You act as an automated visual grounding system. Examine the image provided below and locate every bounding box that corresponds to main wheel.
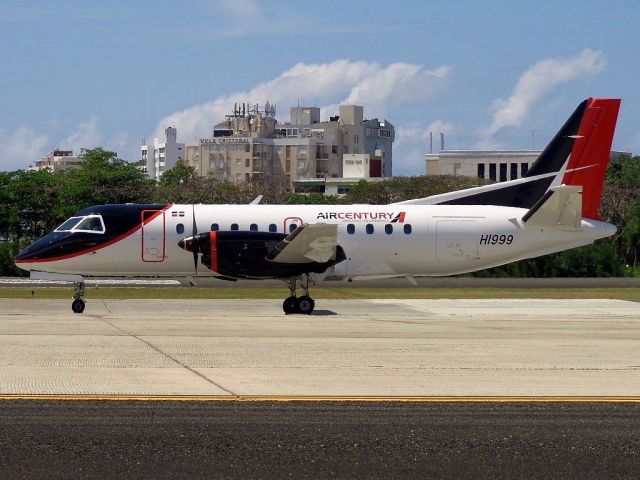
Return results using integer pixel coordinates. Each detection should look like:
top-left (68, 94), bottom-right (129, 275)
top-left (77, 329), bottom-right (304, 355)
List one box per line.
top-left (283, 296), bottom-right (298, 314)
top-left (71, 299), bottom-right (85, 314)
top-left (295, 296), bottom-right (315, 315)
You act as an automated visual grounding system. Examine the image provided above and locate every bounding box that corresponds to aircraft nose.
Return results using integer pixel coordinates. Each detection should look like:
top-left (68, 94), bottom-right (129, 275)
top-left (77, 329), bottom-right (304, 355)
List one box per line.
top-left (14, 250), bottom-right (30, 261)
top-left (13, 232), bottom-right (69, 266)
top-left (14, 242), bottom-right (41, 262)
top-left (13, 240), bottom-right (44, 270)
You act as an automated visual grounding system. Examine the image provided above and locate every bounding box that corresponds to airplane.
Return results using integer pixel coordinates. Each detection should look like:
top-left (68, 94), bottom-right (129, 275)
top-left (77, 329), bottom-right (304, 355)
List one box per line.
top-left (14, 98), bottom-right (621, 315)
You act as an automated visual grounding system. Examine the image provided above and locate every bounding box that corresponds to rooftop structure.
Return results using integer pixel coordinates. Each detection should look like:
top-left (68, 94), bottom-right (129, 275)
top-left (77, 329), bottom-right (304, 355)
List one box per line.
top-left (29, 148), bottom-right (85, 173)
top-left (184, 102), bottom-right (395, 186)
top-left (142, 127), bottom-right (185, 181)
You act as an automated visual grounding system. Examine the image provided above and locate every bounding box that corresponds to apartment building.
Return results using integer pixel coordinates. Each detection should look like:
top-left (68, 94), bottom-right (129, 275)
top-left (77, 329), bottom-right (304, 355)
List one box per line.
top-left (185, 102), bottom-right (394, 185)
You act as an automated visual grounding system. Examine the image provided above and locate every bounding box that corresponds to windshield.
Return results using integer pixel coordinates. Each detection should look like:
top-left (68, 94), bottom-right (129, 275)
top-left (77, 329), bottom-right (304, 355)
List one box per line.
top-left (55, 217), bottom-right (83, 232)
top-left (55, 215), bottom-right (105, 234)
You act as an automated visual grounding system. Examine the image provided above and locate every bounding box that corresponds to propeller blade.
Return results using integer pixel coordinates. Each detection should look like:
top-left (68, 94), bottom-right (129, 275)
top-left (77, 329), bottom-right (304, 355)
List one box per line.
top-left (192, 205), bottom-right (198, 275)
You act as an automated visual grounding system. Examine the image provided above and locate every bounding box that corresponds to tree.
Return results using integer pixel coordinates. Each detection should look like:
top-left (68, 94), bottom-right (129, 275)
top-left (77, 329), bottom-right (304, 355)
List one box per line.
top-left (158, 160), bottom-right (198, 187)
top-left (57, 148), bottom-right (154, 214)
top-left (606, 155), bottom-right (640, 188)
top-left (1, 169), bottom-right (60, 241)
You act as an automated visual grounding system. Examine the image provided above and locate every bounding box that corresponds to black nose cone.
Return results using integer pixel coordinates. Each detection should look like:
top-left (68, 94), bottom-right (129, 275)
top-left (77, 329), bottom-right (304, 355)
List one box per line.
top-left (14, 232), bottom-right (70, 264)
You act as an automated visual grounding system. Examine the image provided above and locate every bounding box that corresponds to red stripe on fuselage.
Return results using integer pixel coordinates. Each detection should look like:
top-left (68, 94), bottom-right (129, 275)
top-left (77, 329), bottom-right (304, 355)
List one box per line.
top-left (15, 204), bottom-right (173, 265)
top-left (209, 231), bottom-right (218, 273)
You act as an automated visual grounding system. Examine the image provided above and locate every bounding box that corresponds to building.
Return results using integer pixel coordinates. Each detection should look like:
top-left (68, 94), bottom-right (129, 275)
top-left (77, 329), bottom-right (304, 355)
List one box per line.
top-left (29, 148), bottom-right (85, 173)
top-left (184, 102), bottom-right (394, 186)
top-left (141, 126), bottom-right (185, 181)
top-left (426, 150), bottom-right (539, 181)
top-left (426, 149), bottom-right (633, 182)
top-left (294, 153), bottom-right (388, 195)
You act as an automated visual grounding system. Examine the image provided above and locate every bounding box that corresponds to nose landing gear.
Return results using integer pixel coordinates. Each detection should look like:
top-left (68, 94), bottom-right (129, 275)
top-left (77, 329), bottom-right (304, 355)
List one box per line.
top-left (71, 281), bottom-right (86, 314)
top-left (282, 275), bottom-right (315, 315)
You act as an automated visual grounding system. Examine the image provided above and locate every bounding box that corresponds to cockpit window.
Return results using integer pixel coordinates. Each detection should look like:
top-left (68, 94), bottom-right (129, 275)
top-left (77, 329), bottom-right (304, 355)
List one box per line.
top-left (55, 217), bottom-right (83, 232)
top-left (55, 215), bottom-right (105, 234)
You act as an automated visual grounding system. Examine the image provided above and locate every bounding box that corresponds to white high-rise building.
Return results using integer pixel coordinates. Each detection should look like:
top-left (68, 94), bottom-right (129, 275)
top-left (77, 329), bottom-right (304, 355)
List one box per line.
top-left (141, 127), bottom-right (185, 181)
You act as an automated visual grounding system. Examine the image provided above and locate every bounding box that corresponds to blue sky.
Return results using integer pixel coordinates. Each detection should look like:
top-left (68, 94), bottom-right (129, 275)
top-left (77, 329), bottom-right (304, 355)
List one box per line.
top-left (1, 0), bottom-right (638, 174)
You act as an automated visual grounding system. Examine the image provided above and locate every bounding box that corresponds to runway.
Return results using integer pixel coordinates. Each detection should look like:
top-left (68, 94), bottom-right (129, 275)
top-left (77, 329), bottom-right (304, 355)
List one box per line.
top-left (1, 298), bottom-right (640, 397)
top-left (3, 297), bottom-right (640, 478)
top-left (2, 400), bottom-right (640, 479)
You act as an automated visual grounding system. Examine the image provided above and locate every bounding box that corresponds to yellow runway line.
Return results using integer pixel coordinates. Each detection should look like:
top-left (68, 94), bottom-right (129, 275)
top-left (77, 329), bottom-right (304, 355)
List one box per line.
top-left (2, 395), bottom-right (640, 403)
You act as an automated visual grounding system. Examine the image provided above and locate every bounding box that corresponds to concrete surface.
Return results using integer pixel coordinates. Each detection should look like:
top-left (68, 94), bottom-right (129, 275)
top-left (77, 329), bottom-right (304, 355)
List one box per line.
top-left (1, 298), bottom-right (640, 396)
top-left (2, 276), bottom-right (640, 288)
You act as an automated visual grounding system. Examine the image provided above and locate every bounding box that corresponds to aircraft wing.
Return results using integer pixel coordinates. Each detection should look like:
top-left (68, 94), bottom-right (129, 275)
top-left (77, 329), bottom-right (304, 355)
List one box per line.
top-left (269, 223), bottom-right (338, 264)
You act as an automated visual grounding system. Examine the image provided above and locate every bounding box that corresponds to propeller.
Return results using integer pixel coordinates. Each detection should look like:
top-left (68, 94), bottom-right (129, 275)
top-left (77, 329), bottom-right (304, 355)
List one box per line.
top-left (191, 205), bottom-right (199, 275)
top-left (177, 206), bottom-right (201, 275)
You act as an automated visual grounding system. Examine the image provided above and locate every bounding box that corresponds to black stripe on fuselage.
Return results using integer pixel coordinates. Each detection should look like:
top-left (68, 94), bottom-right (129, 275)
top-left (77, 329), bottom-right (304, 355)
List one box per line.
top-left (441, 99), bottom-right (588, 209)
top-left (15, 204), bottom-right (169, 261)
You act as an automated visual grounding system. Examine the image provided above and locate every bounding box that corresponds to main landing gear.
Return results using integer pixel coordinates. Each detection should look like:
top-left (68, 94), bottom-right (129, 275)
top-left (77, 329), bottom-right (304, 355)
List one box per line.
top-left (71, 281), bottom-right (86, 314)
top-left (282, 275), bottom-right (315, 315)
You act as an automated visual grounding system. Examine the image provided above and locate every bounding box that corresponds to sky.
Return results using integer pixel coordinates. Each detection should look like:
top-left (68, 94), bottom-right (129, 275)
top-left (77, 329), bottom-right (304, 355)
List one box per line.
top-left (1, 0), bottom-right (639, 174)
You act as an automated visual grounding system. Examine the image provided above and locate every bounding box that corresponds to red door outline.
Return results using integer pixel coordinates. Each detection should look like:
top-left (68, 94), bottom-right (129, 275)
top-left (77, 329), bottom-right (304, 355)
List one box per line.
top-left (284, 217), bottom-right (303, 234)
top-left (141, 210), bottom-right (166, 262)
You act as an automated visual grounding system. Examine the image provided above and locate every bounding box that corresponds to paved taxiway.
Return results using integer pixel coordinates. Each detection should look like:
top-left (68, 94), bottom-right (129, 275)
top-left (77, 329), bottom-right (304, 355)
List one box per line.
top-left (1, 298), bottom-right (640, 397)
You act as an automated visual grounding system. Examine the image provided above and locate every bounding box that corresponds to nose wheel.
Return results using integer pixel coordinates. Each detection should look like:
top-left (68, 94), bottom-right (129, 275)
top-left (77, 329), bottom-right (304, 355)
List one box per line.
top-left (282, 276), bottom-right (315, 315)
top-left (72, 281), bottom-right (86, 314)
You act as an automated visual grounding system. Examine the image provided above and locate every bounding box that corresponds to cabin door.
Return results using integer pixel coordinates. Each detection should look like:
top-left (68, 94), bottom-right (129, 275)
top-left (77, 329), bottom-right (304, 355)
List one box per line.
top-left (435, 220), bottom-right (479, 261)
top-left (141, 210), bottom-right (166, 262)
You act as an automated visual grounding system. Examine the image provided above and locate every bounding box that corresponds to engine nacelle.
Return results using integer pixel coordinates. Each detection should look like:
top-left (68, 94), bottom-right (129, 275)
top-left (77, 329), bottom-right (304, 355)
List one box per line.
top-left (178, 231), bottom-right (345, 279)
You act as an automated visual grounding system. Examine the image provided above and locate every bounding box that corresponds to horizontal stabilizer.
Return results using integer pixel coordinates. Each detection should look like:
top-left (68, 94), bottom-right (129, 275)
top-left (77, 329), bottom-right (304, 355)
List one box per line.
top-left (269, 223), bottom-right (338, 264)
top-left (522, 185), bottom-right (582, 229)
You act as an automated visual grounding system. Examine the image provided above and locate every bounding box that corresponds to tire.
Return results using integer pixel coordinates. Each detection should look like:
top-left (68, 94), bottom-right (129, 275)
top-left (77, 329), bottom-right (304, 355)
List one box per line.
top-left (282, 296), bottom-right (298, 314)
top-left (71, 299), bottom-right (85, 314)
top-left (295, 296), bottom-right (315, 315)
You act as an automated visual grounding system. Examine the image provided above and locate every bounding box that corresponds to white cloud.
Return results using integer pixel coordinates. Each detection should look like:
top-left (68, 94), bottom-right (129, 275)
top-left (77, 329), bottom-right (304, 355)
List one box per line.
top-left (481, 49), bottom-right (606, 139)
top-left (61, 116), bottom-right (102, 152)
top-left (153, 60), bottom-right (452, 142)
top-left (343, 65), bottom-right (451, 117)
top-left (0, 126), bottom-right (49, 170)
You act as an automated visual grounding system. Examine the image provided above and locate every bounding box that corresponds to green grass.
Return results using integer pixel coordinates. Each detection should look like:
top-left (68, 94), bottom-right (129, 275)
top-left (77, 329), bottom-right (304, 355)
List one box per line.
top-left (1, 287), bottom-right (639, 301)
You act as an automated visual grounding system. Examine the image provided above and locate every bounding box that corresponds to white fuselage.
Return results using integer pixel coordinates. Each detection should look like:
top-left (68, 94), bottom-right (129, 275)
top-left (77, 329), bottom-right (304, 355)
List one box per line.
top-left (19, 203), bottom-right (617, 279)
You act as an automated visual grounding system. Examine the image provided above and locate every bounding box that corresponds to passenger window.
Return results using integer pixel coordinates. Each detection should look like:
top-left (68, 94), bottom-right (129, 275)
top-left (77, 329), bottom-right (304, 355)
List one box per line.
top-left (211, 223), bottom-right (219, 231)
top-left (269, 224), bottom-right (277, 232)
top-left (347, 224), bottom-right (355, 234)
top-left (231, 223), bottom-right (239, 231)
top-left (250, 224), bottom-right (258, 231)
top-left (176, 223), bottom-right (184, 235)
top-left (289, 223), bottom-right (298, 233)
top-left (385, 224), bottom-right (393, 234)
top-left (404, 224), bottom-right (412, 234)
top-left (366, 224), bottom-right (374, 234)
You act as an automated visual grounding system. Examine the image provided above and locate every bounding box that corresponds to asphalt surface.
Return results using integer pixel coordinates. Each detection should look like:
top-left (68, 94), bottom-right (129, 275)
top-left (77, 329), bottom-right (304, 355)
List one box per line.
top-left (1, 401), bottom-right (640, 479)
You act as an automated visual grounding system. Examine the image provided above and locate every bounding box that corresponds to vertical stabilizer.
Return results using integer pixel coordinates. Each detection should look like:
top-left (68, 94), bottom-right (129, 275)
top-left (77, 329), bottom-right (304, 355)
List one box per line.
top-left (561, 98), bottom-right (621, 220)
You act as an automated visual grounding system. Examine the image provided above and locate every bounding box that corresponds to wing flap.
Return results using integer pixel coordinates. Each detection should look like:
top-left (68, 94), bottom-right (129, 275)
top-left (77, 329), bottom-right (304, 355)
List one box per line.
top-left (269, 223), bottom-right (338, 264)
